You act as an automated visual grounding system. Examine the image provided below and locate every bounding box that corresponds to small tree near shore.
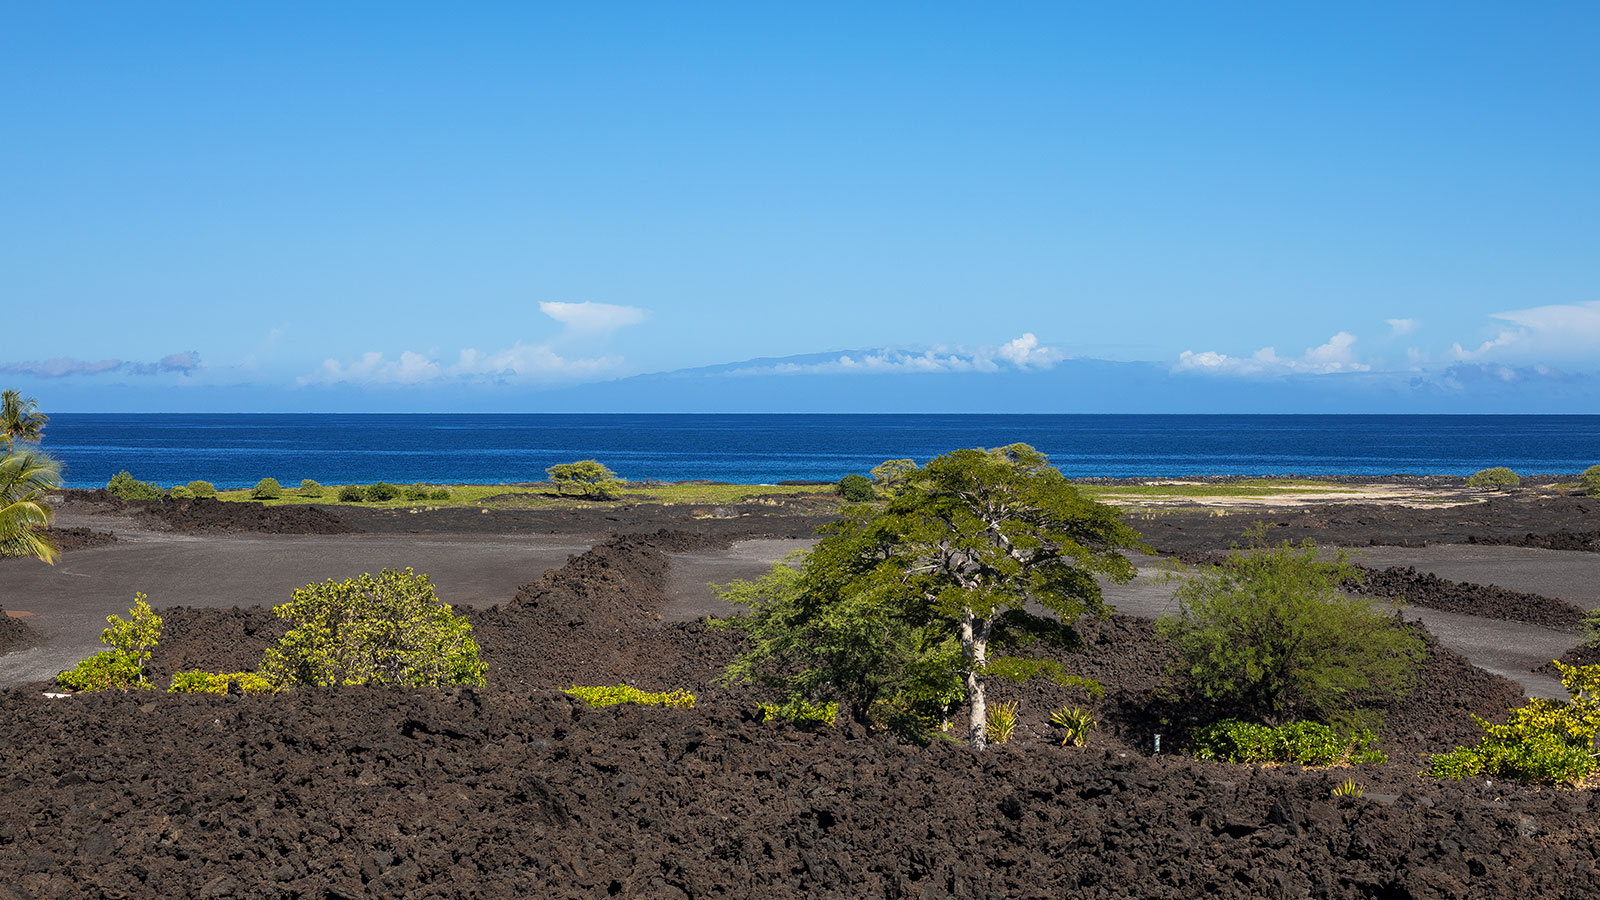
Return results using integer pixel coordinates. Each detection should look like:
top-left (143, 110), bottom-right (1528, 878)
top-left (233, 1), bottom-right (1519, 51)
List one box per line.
top-left (547, 459), bottom-right (621, 500)
top-left (1466, 467), bottom-right (1520, 490)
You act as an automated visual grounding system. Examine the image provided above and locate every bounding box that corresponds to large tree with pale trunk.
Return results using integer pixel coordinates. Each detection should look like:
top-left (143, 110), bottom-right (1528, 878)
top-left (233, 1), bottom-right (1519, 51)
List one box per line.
top-left (721, 444), bottom-right (1142, 748)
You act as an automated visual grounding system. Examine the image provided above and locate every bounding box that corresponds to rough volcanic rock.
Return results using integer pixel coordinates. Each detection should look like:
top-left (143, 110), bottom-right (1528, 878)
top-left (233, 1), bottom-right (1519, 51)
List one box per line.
top-left (1352, 565), bottom-right (1587, 630)
top-left (1, 688), bottom-right (1597, 899)
top-left (146, 606), bottom-right (287, 680)
top-left (1470, 530), bottom-right (1600, 553)
top-left (0, 606), bottom-right (38, 656)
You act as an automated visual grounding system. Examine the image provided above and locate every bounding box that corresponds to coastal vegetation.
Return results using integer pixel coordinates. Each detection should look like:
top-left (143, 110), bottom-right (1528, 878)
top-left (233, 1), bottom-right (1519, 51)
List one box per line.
top-left (1427, 661), bottom-right (1600, 784)
top-left (546, 459), bottom-right (622, 499)
top-left (56, 595), bottom-right (162, 691)
top-left (250, 477), bottom-right (284, 499)
top-left (835, 472), bottom-right (875, 501)
top-left (1466, 466), bottom-right (1521, 490)
top-left (106, 469), bottom-right (161, 500)
top-left (1582, 464), bottom-right (1600, 497)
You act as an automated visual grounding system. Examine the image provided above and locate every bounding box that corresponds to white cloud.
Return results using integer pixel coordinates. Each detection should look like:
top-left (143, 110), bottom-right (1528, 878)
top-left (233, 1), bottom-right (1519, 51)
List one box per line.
top-left (730, 334), bottom-right (1065, 376)
top-left (538, 301), bottom-right (649, 335)
top-left (299, 302), bottom-right (648, 387)
top-left (1452, 301), bottom-right (1600, 363)
top-left (1175, 332), bottom-right (1370, 377)
top-left (1385, 318), bottom-right (1418, 336)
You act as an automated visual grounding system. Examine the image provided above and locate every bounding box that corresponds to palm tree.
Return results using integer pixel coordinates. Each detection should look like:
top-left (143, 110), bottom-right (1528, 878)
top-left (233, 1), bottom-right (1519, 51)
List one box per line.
top-left (0, 449), bottom-right (60, 564)
top-left (1, 390), bottom-right (48, 451)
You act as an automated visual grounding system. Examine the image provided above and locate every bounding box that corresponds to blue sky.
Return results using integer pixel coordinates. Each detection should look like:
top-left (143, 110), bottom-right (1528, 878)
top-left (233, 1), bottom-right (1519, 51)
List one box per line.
top-left (3, 2), bottom-right (1597, 412)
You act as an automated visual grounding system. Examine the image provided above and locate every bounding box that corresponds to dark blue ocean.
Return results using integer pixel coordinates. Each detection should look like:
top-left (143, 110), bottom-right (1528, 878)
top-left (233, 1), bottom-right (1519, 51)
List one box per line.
top-left (34, 414), bottom-right (1600, 490)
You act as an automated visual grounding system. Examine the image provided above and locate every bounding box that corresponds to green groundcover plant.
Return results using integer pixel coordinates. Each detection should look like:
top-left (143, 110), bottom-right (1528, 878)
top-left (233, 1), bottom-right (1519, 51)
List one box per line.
top-left (565, 685), bottom-right (696, 708)
top-left (1192, 719), bottom-right (1387, 766)
top-left (1426, 661), bottom-right (1600, 784)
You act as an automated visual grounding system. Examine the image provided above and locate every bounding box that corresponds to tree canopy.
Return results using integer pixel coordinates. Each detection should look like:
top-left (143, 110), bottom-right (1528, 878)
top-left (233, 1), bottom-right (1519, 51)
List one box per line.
top-left (546, 459), bottom-right (621, 499)
top-left (720, 444), bottom-right (1144, 747)
top-left (0, 390), bottom-right (47, 451)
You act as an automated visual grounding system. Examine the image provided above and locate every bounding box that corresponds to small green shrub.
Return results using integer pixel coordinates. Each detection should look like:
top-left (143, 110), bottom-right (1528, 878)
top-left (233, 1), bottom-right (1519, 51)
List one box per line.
top-left (1581, 464), bottom-right (1600, 498)
top-left (564, 685), bottom-right (696, 708)
top-left (338, 484), bottom-right (366, 502)
top-left (364, 481), bottom-right (400, 502)
top-left (106, 470), bottom-right (161, 500)
top-left (546, 460), bottom-right (621, 500)
top-left (430, 488), bottom-right (452, 500)
top-left (1425, 661), bottom-right (1600, 784)
top-left (837, 473), bottom-right (876, 502)
top-left (405, 483), bottom-right (432, 501)
top-left (251, 477), bottom-right (284, 500)
top-left (1049, 706), bottom-right (1098, 747)
top-left (759, 698), bottom-right (839, 726)
top-left (299, 479), bottom-right (324, 498)
top-left (259, 568), bottom-right (487, 689)
top-left (984, 700), bottom-right (1019, 744)
top-left (168, 671), bottom-right (275, 694)
top-left (1466, 467), bottom-right (1520, 490)
top-left (169, 485), bottom-right (193, 499)
top-left (1192, 719), bottom-right (1386, 766)
top-left (57, 594), bottom-right (163, 691)
top-left (187, 480), bottom-right (217, 498)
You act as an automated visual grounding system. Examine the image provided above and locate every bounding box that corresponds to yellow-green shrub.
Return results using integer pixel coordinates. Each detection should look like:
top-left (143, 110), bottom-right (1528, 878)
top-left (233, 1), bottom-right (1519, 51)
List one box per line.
top-left (1426, 661), bottom-right (1600, 784)
top-left (759, 698), bottom-right (839, 726)
top-left (564, 685), bottom-right (696, 708)
top-left (168, 671), bottom-right (275, 694)
top-left (56, 594), bottom-right (162, 692)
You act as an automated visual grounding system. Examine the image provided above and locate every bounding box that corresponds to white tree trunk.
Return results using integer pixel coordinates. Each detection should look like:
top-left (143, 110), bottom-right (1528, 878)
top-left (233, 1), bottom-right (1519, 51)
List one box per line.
top-left (962, 610), bottom-right (990, 750)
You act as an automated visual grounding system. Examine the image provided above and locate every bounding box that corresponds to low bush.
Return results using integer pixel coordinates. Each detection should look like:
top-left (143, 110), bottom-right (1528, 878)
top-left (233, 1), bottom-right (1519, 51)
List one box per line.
top-left (759, 698), bottom-right (839, 726)
top-left (837, 473), bottom-right (876, 502)
top-left (1191, 719), bottom-right (1387, 766)
top-left (1581, 464), bottom-right (1600, 498)
top-left (1049, 706), bottom-right (1097, 747)
top-left (168, 671), bottom-right (275, 694)
top-left (259, 568), bottom-right (487, 689)
top-left (169, 485), bottom-right (193, 499)
top-left (431, 488), bottom-right (452, 500)
top-left (405, 483), bottom-right (432, 501)
top-left (547, 460), bottom-right (621, 500)
top-left (251, 477), bottom-right (284, 500)
top-left (564, 685), bottom-right (696, 709)
top-left (107, 470), bottom-right (161, 501)
top-left (57, 594), bottom-right (162, 692)
top-left (1425, 661), bottom-right (1600, 784)
top-left (187, 480), bottom-right (217, 498)
top-left (364, 481), bottom-right (400, 502)
top-left (1466, 466), bottom-right (1520, 490)
top-left (299, 479), bottom-right (324, 498)
top-left (337, 484), bottom-right (366, 502)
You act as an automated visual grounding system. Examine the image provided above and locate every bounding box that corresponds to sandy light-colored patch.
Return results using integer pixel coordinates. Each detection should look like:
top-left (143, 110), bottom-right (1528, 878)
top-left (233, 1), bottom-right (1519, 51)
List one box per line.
top-left (1087, 481), bottom-right (1494, 510)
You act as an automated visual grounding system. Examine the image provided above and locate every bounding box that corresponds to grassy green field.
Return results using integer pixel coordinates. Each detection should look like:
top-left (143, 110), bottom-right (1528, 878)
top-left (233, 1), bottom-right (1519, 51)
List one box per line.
top-left (212, 481), bottom-right (838, 510)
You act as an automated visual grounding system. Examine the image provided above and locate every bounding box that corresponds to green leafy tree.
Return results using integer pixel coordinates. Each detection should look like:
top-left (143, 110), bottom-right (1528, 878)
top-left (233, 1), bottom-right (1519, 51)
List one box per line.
top-left (251, 477), bottom-right (284, 499)
top-left (1158, 537), bottom-right (1425, 727)
top-left (870, 458), bottom-right (917, 497)
top-left (836, 472), bottom-right (875, 502)
top-left (721, 444), bottom-right (1141, 748)
top-left (187, 480), bottom-right (217, 498)
top-left (0, 390), bottom-right (47, 451)
top-left (546, 459), bottom-right (621, 500)
top-left (299, 479), bottom-right (324, 497)
top-left (0, 449), bottom-right (61, 563)
top-left (259, 568), bottom-right (487, 688)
